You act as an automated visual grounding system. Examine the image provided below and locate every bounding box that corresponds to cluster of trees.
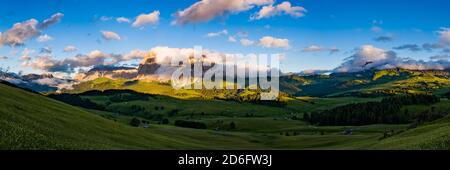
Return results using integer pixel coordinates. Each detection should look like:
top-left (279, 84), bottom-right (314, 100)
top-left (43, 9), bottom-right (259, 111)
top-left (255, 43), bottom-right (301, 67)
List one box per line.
top-left (174, 120), bottom-right (207, 129)
top-left (212, 120), bottom-right (237, 131)
top-left (129, 117), bottom-right (141, 127)
top-left (444, 92), bottom-right (450, 99)
top-left (304, 94), bottom-right (440, 126)
top-left (109, 93), bottom-right (149, 103)
top-left (235, 89), bottom-right (287, 107)
top-left (48, 93), bottom-right (105, 110)
top-left (199, 87), bottom-right (287, 107)
top-left (129, 117), bottom-right (151, 127)
top-left (412, 107), bottom-right (449, 127)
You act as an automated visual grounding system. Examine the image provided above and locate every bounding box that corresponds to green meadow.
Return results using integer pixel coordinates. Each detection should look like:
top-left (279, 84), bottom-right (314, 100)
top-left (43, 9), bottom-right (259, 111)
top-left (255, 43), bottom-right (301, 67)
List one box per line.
top-left (2, 81), bottom-right (450, 150)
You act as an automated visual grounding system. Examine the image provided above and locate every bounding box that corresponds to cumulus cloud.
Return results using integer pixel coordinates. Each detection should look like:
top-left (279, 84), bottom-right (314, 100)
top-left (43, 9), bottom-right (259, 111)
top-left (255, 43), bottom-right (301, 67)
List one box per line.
top-left (20, 48), bottom-right (33, 61)
top-left (251, 1), bottom-right (306, 20)
top-left (389, 59), bottom-right (450, 71)
top-left (143, 46), bottom-right (269, 75)
top-left (228, 31), bottom-right (247, 42)
top-left (206, 29), bottom-right (228, 37)
top-left (240, 38), bottom-right (255, 46)
top-left (0, 13), bottom-right (63, 47)
top-left (335, 45), bottom-right (399, 72)
top-left (393, 44), bottom-right (421, 52)
top-left (335, 45), bottom-right (450, 72)
top-left (122, 49), bottom-right (148, 61)
top-left (101, 31), bottom-right (121, 41)
top-left (24, 49), bottom-right (148, 73)
top-left (303, 45), bottom-right (339, 54)
top-left (63, 45), bottom-right (77, 52)
top-left (257, 36), bottom-right (290, 48)
top-left (172, 0), bottom-right (274, 25)
top-left (25, 50), bottom-right (118, 72)
top-left (438, 27), bottom-right (450, 44)
top-left (116, 17), bottom-right (131, 23)
top-left (38, 13), bottom-right (64, 29)
top-left (0, 19), bottom-right (39, 47)
top-left (228, 36), bottom-right (237, 42)
top-left (132, 11), bottom-right (160, 27)
top-left (37, 34), bottom-right (53, 42)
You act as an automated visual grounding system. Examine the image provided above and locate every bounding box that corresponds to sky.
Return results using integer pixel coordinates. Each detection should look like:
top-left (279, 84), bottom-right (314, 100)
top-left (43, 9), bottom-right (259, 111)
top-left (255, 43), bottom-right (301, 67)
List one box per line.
top-left (1, 0), bottom-right (450, 75)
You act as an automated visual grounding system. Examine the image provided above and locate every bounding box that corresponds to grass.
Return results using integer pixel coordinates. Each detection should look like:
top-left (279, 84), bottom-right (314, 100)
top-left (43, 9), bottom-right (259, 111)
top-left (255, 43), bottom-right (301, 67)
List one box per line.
top-left (66, 78), bottom-right (202, 99)
top-left (0, 82), bottom-right (384, 149)
top-left (2, 80), bottom-right (450, 150)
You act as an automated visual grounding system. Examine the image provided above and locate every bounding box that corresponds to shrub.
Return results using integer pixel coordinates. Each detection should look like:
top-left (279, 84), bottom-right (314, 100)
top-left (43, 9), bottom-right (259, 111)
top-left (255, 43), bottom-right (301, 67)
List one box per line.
top-left (161, 118), bottom-right (169, 124)
top-left (174, 120), bottom-right (207, 129)
top-left (229, 121), bottom-right (236, 130)
top-left (48, 94), bottom-right (105, 111)
top-left (129, 117), bottom-right (141, 127)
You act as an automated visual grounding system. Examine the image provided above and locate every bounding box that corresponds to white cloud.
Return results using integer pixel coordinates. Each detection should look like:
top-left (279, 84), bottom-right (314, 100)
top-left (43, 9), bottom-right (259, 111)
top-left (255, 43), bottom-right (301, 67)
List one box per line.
top-left (122, 49), bottom-right (148, 60)
top-left (0, 13), bottom-right (63, 47)
top-left (438, 27), bottom-right (450, 44)
top-left (37, 34), bottom-right (53, 42)
top-left (116, 17), bottom-right (131, 23)
top-left (20, 48), bottom-right (33, 61)
top-left (334, 45), bottom-right (450, 72)
top-left (24, 49), bottom-right (148, 73)
top-left (303, 45), bottom-right (323, 52)
top-left (25, 50), bottom-right (121, 72)
top-left (172, 0), bottom-right (274, 25)
top-left (303, 45), bottom-right (339, 54)
top-left (335, 45), bottom-right (395, 72)
top-left (101, 31), bottom-right (121, 41)
top-left (206, 29), bottom-right (228, 37)
top-left (251, 1), bottom-right (306, 20)
top-left (240, 38), bottom-right (255, 46)
top-left (63, 45), bottom-right (77, 52)
top-left (38, 13), bottom-right (64, 29)
top-left (0, 19), bottom-right (39, 47)
top-left (371, 26), bottom-right (383, 33)
top-left (228, 36), bottom-right (237, 42)
top-left (257, 36), bottom-right (290, 48)
top-left (99, 16), bottom-right (113, 21)
top-left (132, 11), bottom-right (160, 27)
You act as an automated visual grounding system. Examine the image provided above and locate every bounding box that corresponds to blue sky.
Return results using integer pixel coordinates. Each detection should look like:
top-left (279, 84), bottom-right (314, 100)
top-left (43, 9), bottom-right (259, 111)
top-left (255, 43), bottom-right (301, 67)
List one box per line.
top-left (1, 0), bottom-right (450, 74)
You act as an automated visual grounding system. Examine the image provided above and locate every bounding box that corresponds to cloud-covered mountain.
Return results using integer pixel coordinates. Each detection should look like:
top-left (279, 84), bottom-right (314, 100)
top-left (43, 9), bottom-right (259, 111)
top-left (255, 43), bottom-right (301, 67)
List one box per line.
top-left (0, 71), bottom-right (73, 92)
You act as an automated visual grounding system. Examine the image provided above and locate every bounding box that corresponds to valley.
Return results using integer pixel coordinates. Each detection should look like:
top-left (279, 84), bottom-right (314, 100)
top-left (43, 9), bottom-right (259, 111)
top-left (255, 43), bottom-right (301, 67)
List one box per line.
top-left (2, 67), bottom-right (450, 149)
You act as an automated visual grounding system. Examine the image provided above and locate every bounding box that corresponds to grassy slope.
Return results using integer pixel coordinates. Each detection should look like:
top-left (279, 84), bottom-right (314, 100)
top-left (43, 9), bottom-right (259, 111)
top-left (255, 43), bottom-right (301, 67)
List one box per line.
top-left (0, 83), bottom-right (270, 149)
top-left (66, 78), bottom-right (202, 99)
top-left (0, 82), bottom-right (388, 149)
top-left (371, 100), bottom-right (450, 149)
top-left (2, 82), bottom-right (450, 149)
top-left (283, 70), bottom-right (450, 97)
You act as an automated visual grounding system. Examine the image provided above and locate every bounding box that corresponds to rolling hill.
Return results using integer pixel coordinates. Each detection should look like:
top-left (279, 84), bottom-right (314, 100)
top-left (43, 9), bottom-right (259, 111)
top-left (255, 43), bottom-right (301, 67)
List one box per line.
top-left (1, 80), bottom-right (450, 149)
top-left (0, 81), bottom-right (275, 149)
top-left (281, 69), bottom-right (450, 97)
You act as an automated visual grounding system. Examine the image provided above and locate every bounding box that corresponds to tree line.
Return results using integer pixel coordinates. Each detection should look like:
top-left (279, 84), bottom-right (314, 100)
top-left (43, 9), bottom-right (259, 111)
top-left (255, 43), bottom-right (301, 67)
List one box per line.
top-left (48, 93), bottom-right (105, 111)
top-left (304, 94), bottom-right (440, 126)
